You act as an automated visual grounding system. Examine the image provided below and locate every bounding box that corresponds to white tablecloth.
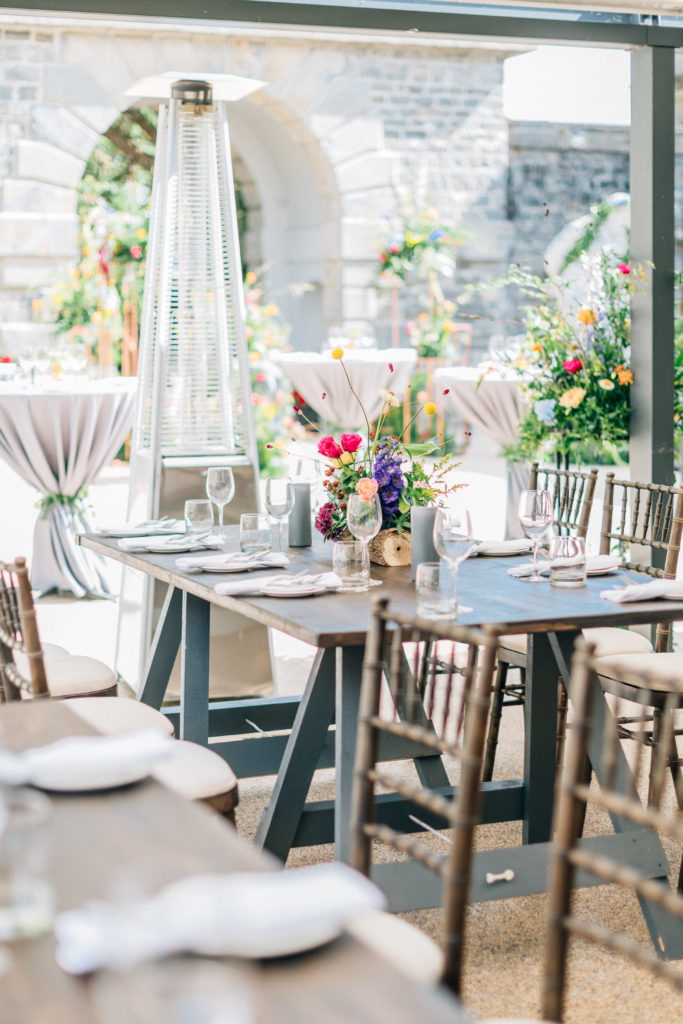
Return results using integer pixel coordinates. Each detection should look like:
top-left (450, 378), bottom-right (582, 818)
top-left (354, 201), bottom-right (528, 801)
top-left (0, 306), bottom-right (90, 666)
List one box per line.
top-left (280, 349), bottom-right (417, 429)
top-left (435, 366), bottom-right (530, 539)
top-left (0, 378), bottom-right (137, 597)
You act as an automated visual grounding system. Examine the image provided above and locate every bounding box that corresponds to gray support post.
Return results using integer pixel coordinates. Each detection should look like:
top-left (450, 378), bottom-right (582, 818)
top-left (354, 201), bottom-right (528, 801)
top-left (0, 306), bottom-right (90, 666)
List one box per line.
top-left (629, 45), bottom-right (675, 505)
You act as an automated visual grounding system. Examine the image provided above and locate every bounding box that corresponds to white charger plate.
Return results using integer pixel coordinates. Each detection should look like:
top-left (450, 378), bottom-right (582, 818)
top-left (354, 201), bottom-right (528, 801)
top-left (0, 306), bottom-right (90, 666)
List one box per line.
top-left (95, 523), bottom-right (181, 538)
top-left (121, 535), bottom-right (216, 554)
top-left (29, 762), bottom-right (151, 793)
top-left (261, 582), bottom-right (332, 597)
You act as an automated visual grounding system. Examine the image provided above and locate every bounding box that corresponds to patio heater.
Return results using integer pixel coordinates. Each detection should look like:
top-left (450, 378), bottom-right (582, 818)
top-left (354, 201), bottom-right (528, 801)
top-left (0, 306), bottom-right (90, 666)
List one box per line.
top-left (116, 72), bottom-right (273, 699)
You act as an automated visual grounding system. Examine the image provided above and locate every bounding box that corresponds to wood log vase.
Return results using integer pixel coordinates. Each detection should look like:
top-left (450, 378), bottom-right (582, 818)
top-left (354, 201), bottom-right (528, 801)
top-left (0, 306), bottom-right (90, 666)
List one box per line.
top-left (368, 529), bottom-right (411, 566)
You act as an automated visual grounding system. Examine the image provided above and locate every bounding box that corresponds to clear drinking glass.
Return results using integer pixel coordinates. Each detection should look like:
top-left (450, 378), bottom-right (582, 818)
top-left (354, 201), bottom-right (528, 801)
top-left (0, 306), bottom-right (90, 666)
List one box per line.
top-left (0, 787), bottom-right (54, 941)
top-left (184, 499), bottom-right (214, 540)
top-left (518, 489), bottom-right (553, 583)
top-left (433, 508), bottom-right (476, 617)
top-left (205, 467), bottom-right (235, 537)
top-left (415, 561), bottom-right (455, 619)
top-left (346, 492), bottom-right (383, 588)
top-left (549, 535), bottom-right (587, 588)
top-left (333, 540), bottom-right (370, 592)
top-left (265, 477), bottom-right (294, 553)
top-left (239, 514), bottom-right (271, 555)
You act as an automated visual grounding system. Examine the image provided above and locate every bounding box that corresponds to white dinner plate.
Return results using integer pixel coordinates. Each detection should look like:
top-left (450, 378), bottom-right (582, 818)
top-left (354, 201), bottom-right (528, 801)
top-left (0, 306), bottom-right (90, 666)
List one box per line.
top-left (586, 566), bottom-right (620, 576)
top-left (260, 582), bottom-right (332, 597)
top-left (29, 762), bottom-right (152, 793)
top-left (121, 535), bottom-right (215, 554)
top-left (94, 523), bottom-right (181, 538)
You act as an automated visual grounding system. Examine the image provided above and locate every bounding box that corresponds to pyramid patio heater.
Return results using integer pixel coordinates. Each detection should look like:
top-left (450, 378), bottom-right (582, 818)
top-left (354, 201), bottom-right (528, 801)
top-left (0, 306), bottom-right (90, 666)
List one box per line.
top-left (116, 72), bottom-right (273, 699)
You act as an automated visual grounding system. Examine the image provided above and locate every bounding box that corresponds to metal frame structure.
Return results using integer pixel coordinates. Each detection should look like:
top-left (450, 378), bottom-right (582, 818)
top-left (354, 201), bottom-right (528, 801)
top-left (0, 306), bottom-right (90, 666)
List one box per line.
top-left (1, 0), bottom-right (679, 487)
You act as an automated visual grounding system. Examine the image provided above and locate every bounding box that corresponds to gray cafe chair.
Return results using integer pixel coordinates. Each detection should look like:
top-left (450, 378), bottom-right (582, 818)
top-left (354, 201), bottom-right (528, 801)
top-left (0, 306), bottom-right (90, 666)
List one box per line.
top-left (0, 555), bottom-right (239, 819)
top-left (350, 597), bottom-right (499, 996)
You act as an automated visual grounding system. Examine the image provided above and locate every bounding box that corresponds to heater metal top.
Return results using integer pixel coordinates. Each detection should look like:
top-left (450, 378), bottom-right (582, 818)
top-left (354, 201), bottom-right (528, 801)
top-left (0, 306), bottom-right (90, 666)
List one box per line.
top-left (126, 71), bottom-right (265, 103)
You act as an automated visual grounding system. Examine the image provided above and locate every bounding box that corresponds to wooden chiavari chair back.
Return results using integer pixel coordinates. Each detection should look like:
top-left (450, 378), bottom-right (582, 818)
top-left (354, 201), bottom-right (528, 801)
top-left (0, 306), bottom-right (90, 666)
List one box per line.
top-left (0, 556), bottom-right (48, 701)
top-left (529, 462), bottom-right (598, 539)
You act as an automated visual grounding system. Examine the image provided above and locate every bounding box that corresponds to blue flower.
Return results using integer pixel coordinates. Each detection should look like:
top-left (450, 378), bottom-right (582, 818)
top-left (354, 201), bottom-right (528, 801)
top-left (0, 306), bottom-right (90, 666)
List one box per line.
top-left (534, 398), bottom-right (557, 425)
top-left (427, 228), bottom-right (446, 242)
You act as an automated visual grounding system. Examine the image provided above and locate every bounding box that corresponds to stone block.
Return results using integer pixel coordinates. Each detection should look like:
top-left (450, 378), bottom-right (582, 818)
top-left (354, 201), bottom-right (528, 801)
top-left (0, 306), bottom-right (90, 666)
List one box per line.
top-left (307, 78), bottom-right (370, 121)
top-left (1, 179), bottom-right (77, 215)
top-left (43, 64), bottom-right (111, 107)
top-left (14, 140), bottom-right (84, 187)
top-left (68, 104), bottom-right (119, 134)
top-left (336, 152), bottom-right (396, 194)
top-left (31, 105), bottom-right (98, 160)
top-left (58, 34), bottom-right (136, 108)
top-left (323, 118), bottom-right (383, 165)
top-left (0, 212), bottom-right (78, 258)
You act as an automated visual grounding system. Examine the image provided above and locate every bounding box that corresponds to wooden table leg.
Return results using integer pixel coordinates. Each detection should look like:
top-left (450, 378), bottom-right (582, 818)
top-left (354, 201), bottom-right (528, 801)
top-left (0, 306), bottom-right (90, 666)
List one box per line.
top-left (254, 648), bottom-right (336, 862)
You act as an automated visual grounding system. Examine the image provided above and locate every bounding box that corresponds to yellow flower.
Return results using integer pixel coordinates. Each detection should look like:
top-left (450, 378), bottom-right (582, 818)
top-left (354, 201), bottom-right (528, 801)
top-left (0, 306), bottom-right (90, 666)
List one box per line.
top-left (424, 402), bottom-right (437, 416)
top-left (82, 246), bottom-right (91, 257)
top-left (263, 303), bottom-right (279, 317)
top-left (248, 351), bottom-right (261, 364)
top-left (245, 271), bottom-right (257, 285)
top-left (339, 451), bottom-right (354, 465)
top-left (443, 300), bottom-right (456, 312)
top-left (443, 319), bottom-right (456, 334)
top-left (598, 379), bottom-right (615, 390)
top-left (136, 227), bottom-right (147, 240)
top-left (615, 365), bottom-right (633, 385)
top-left (577, 308), bottom-right (596, 325)
top-left (91, 310), bottom-right (103, 325)
top-left (70, 268), bottom-right (80, 281)
top-left (331, 347), bottom-right (344, 360)
top-left (531, 342), bottom-right (543, 353)
top-left (559, 387), bottom-right (586, 410)
top-left (31, 298), bottom-right (42, 313)
top-left (263, 402), bottom-right (277, 420)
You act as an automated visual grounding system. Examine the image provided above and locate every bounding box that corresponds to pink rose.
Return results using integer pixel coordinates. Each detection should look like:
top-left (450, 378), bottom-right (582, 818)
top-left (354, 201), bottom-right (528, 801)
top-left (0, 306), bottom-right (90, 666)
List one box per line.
top-left (130, 245), bottom-right (143, 259)
top-left (618, 261), bottom-right (631, 275)
top-left (317, 435), bottom-right (343, 459)
top-left (562, 358), bottom-right (583, 374)
top-left (356, 477), bottom-right (379, 501)
top-left (340, 433), bottom-right (362, 453)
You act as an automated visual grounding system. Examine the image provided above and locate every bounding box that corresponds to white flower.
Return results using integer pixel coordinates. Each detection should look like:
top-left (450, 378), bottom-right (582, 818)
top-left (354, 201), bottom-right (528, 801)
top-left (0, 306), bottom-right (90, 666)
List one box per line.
top-left (378, 388), bottom-right (400, 409)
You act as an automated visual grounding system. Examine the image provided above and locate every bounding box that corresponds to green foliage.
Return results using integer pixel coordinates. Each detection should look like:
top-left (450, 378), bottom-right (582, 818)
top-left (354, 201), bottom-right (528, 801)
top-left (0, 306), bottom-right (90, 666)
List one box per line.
top-left (376, 199), bottom-right (465, 286)
top-left (560, 200), bottom-right (614, 273)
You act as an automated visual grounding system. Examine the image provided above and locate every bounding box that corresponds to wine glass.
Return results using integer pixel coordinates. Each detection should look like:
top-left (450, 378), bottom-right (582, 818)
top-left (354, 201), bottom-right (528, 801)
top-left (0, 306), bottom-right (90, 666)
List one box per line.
top-left (432, 508), bottom-right (476, 617)
top-left (346, 492), bottom-right (383, 587)
top-left (205, 467), bottom-right (235, 538)
top-left (265, 477), bottom-right (294, 553)
top-left (517, 489), bottom-right (553, 583)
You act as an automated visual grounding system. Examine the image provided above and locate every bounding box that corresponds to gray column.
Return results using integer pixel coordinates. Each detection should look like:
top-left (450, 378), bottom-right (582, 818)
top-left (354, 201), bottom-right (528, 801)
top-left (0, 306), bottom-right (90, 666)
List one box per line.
top-left (629, 45), bottom-right (675, 492)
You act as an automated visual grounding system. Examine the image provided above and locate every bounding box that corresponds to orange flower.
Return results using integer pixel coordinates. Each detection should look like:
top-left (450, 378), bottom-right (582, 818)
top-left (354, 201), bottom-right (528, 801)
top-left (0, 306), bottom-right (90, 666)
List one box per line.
top-left (417, 312), bottom-right (429, 323)
top-left (356, 477), bottom-right (379, 501)
top-left (615, 365), bottom-right (633, 385)
top-left (577, 308), bottom-right (596, 325)
top-left (531, 342), bottom-right (543, 353)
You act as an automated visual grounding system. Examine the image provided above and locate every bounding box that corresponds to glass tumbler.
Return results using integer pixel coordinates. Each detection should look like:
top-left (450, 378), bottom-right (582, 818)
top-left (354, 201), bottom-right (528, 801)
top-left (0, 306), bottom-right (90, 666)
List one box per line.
top-left (239, 514), bottom-right (271, 555)
top-left (333, 540), bottom-right (370, 592)
top-left (0, 787), bottom-right (54, 941)
top-left (415, 562), bottom-right (456, 619)
top-left (549, 535), bottom-right (587, 588)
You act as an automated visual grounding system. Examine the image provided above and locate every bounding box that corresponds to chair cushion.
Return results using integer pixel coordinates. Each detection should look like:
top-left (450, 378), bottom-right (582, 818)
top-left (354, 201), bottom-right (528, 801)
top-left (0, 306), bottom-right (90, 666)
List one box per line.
top-left (152, 740), bottom-right (238, 802)
top-left (345, 909), bottom-right (443, 985)
top-left (43, 654), bottom-right (117, 698)
top-left (594, 651), bottom-right (683, 694)
top-left (42, 642), bottom-right (70, 658)
top-left (500, 627), bottom-right (653, 659)
top-left (63, 696), bottom-right (174, 736)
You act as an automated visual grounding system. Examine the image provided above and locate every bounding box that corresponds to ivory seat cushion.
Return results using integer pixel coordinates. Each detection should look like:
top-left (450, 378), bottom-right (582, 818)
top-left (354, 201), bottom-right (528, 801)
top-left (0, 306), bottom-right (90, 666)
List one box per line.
top-left (500, 627), bottom-right (653, 658)
top-left (42, 643), bottom-right (70, 658)
top-left (43, 654), bottom-right (117, 698)
top-left (345, 909), bottom-right (443, 985)
top-left (152, 740), bottom-right (238, 804)
top-left (64, 696), bottom-right (174, 736)
top-left (594, 651), bottom-right (683, 693)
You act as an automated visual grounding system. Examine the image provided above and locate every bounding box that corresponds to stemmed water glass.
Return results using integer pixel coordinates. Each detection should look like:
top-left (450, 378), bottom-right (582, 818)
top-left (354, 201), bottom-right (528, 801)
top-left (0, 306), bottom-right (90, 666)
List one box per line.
top-left (205, 467), bottom-right (235, 538)
top-left (432, 508), bottom-right (477, 617)
top-left (346, 492), bottom-right (383, 587)
top-left (517, 489), bottom-right (553, 582)
top-left (265, 477), bottom-right (294, 553)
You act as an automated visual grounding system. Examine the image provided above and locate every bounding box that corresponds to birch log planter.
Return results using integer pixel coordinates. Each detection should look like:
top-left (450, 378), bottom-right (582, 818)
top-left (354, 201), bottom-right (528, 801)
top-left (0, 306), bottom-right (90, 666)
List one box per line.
top-left (368, 528), bottom-right (412, 566)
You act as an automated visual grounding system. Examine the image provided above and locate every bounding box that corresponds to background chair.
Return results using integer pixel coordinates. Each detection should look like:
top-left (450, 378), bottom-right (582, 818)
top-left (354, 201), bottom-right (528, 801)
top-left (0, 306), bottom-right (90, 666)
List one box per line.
top-left (0, 555), bottom-right (238, 819)
top-left (350, 596), bottom-right (499, 996)
top-left (483, 469), bottom-right (667, 783)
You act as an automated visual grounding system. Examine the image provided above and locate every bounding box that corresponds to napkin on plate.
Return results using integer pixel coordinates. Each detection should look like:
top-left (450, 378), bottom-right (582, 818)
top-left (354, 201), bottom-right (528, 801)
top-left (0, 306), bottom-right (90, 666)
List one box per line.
top-left (0, 730), bottom-right (172, 789)
top-left (473, 538), bottom-right (532, 557)
top-left (600, 578), bottom-right (683, 603)
top-left (117, 536), bottom-right (223, 553)
top-left (507, 559), bottom-right (551, 578)
top-left (508, 555), bottom-right (618, 579)
top-left (175, 551), bottom-right (290, 573)
top-left (213, 571), bottom-right (343, 597)
top-left (54, 862), bottom-right (387, 974)
top-left (94, 520), bottom-right (182, 538)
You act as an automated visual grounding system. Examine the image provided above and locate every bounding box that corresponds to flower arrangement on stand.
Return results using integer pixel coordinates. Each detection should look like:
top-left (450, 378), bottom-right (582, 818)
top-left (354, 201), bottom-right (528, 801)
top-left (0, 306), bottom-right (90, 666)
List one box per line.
top-left (460, 251), bottom-right (639, 464)
top-left (301, 348), bottom-right (460, 563)
top-left (376, 201), bottom-right (464, 286)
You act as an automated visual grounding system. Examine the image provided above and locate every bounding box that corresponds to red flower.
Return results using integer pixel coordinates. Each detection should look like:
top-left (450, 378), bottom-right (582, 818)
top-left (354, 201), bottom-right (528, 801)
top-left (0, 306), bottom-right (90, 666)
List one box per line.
top-left (562, 358), bottom-right (583, 374)
top-left (618, 261), bottom-right (631, 275)
top-left (0, 355), bottom-right (10, 364)
top-left (321, 392), bottom-right (327, 400)
top-left (340, 433), bottom-right (362, 453)
top-left (317, 435), bottom-right (343, 459)
top-left (293, 405), bottom-right (302, 414)
top-left (388, 363), bottom-right (394, 373)
top-left (293, 390), bottom-right (306, 406)
top-left (389, 244), bottom-right (400, 254)
top-left (443, 388), bottom-right (450, 395)
top-left (130, 245), bottom-right (143, 259)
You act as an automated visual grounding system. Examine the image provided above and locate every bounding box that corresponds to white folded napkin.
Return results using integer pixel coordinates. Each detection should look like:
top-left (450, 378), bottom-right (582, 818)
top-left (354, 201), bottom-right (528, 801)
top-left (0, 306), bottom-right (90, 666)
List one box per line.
top-left (508, 559), bottom-right (551, 578)
top-left (0, 731), bottom-right (172, 790)
top-left (600, 578), bottom-right (683, 603)
top-left (585, 555), bottom-right (621, 574)
top-left (175, 551), bottom-right (290, 573)
top-left (118, 536), bottom-right (223, 553)
top-left (473, 538), bottom-right (532, 556)
top-left (54, 862), bottom-right (387, 974)
top-left (214, 571), bottom-right (343, 597)
top-left (94, 520), bottom-right (182, 538)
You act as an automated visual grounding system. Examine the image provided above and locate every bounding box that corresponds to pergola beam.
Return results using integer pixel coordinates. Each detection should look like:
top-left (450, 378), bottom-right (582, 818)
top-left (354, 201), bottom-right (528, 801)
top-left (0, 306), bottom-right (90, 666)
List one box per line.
top-left (630, 44), bottom-right (675, 492)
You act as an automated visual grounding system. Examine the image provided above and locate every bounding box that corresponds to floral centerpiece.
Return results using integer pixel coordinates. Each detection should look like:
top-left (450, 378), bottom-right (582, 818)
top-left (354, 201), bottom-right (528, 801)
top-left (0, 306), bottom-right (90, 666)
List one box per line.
top-left (376, 200), bottom-right (465, 287)
top-left (303, 348), bottom-right (460, 563)
top-left (461, 251), bottom-right (638, 463)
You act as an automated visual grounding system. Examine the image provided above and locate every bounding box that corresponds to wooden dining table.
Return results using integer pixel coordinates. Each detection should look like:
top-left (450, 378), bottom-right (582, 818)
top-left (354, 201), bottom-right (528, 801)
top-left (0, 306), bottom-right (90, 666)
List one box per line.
top-left (1, 699), bottom-right (469, 1024)
top-left (78, 529), bottom-right (683, 958)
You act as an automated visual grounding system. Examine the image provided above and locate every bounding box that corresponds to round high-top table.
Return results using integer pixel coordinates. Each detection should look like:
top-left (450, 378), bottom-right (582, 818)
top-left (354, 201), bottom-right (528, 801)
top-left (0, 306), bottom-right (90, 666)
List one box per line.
top-left (280, 348), bottom-right (417, 429)
top-left (0, 377), bottom-right (137, 597)
top-left (435, 365), bottom-right (530, 538)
